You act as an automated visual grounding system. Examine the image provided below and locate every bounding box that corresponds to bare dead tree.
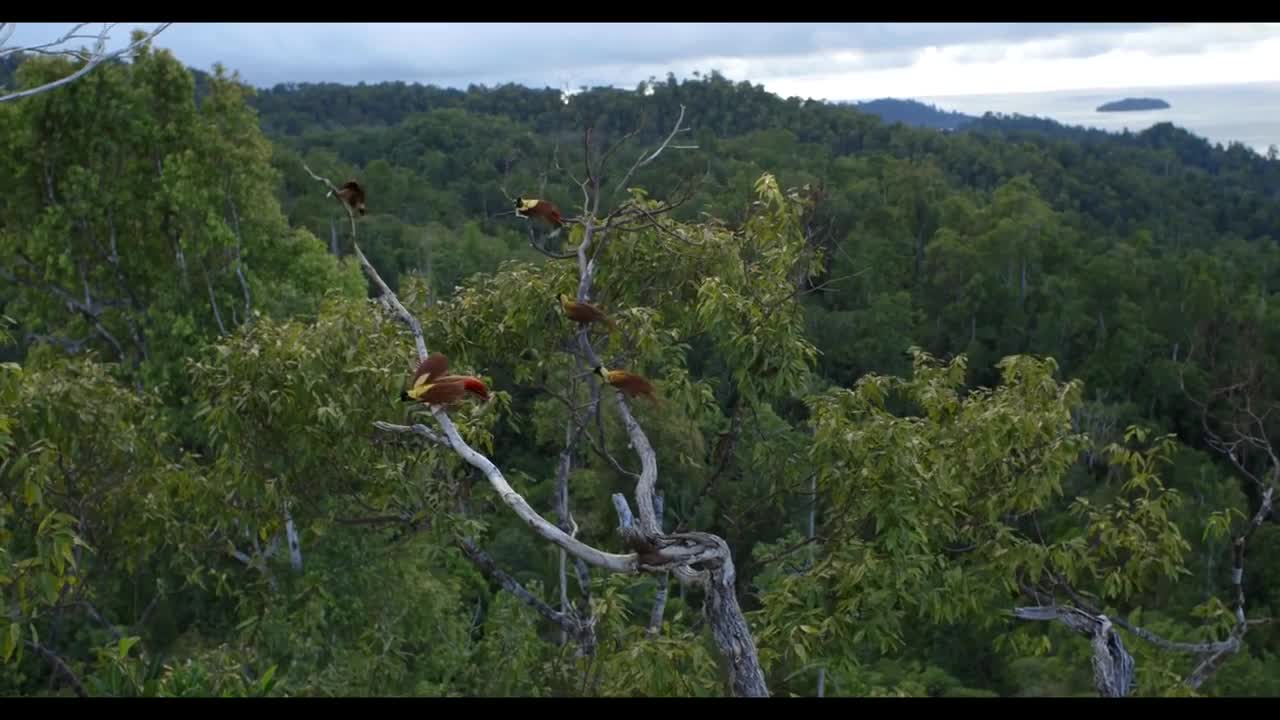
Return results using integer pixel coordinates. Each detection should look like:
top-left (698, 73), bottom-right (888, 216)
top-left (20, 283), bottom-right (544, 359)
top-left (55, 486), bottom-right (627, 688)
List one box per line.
top-left (304, 106), bottom-right (769, 695)
top-left (0, 23), bottom-right (173, 103)
top-left (533, 111), bottom-right (766, 696)
top-left (1014, 316), bottom-right (1277, 696)
top-left (1012, 606), bottom-right (1136, 697)
top-left (646, 492), bottom-right (669, 638)
top-left (302, 160), bottom-right (603, 657)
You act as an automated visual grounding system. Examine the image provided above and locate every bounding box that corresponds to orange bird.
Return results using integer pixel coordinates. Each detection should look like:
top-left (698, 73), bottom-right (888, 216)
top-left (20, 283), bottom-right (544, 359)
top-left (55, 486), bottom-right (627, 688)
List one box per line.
top-left (401, 352), bottom-right (490, 405)
top-left (559, 293), bottom-right (615, 328)
top-left (514, 197), bottom-right (563, 228)
top-left (594, 365), bottom-right (657, 402)
top-left (329, 180), bottom-right (367, 216)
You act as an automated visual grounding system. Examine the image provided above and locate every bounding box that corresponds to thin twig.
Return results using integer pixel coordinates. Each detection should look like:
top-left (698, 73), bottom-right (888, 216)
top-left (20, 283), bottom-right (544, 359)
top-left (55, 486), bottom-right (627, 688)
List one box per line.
top-left (0, 23), bottom-right (173, 103)
top-left (614, 104), bottom-right (695, 195)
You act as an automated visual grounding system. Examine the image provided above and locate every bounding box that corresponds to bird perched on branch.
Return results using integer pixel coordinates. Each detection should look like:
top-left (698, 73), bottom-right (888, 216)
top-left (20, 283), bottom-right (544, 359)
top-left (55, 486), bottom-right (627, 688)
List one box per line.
top-left (401, 352), bottom-right (490, 405)
top-left (514, 196), bottom-right (563, 229)
top-left (328, 180), bottom-right (367, 216)
top-left (594, 365), bottom-right (657, 402)
top-left (559, 293), bottom-right (615, 329)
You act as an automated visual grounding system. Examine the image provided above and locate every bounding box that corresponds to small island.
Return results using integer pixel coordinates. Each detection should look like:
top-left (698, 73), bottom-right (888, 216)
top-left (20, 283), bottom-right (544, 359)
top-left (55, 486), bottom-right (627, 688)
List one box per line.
top-left (1096, 97), bottom-right (1171, 113)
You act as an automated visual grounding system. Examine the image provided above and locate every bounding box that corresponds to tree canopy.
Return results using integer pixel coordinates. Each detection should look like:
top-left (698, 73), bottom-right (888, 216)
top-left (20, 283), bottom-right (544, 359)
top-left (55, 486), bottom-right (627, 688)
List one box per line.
top-left (1, 42), bottom-right (1277, 698)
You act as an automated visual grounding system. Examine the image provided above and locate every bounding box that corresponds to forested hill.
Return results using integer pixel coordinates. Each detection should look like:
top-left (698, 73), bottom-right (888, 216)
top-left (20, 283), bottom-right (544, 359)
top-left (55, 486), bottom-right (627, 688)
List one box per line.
top-left (845, 97), bottom-right (977, 130)
top-left (3, 49), bottom-right (1280, 699)
top-left (250, 70), bottom-right (1280, 381)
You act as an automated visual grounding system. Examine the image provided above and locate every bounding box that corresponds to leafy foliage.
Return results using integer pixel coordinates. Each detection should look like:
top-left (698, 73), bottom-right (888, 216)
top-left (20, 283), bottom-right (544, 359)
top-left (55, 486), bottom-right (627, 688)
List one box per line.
top-left (0, 46), bottom-right (1275, 697)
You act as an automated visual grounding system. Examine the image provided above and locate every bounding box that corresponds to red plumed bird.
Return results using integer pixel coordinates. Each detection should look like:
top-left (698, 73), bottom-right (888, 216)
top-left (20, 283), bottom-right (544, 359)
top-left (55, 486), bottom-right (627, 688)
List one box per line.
top-left (432, 375), bottom-right (491, 401)
top-left (514, 196), bottom-right (563, 228)
top-left (329, 180), bottom-right (367, 215)
top-left (559, 293), bottom-right (615, 329)
top-left (594, 365), bottom-right (657, 402)
top-left (400, 352), bottom-right (490, 405)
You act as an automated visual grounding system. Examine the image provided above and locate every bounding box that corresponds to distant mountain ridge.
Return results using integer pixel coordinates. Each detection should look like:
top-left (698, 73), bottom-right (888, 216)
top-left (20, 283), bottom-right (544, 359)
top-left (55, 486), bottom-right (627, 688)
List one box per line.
top-left (841, 97), bottom-right (978, 131)
top-left (3, 53), bottom-right (1269, 164)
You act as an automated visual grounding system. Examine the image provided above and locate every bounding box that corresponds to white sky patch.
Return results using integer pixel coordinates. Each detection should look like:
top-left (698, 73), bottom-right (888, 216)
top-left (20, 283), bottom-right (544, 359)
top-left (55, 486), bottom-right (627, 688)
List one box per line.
top-left (4, 22), bottom-right (1278, 98)
top-left (757, 27), bottom-right (1280, 100)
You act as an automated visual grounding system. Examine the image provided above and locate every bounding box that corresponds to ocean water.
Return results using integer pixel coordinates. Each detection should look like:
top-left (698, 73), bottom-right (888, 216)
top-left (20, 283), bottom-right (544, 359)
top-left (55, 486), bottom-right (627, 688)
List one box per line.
top-left (918, 82), bottom-right (1280, 157)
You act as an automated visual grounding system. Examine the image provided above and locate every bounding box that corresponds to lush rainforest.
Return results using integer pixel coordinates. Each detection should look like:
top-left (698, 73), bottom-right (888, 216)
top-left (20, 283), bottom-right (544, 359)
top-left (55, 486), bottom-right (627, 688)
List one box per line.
top-left (2, 39), bottom-right (1279, 697)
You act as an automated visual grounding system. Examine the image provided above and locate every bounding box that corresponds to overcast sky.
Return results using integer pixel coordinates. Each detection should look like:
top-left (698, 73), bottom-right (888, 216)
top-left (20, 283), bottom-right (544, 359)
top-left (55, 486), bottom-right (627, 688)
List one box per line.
top-left (7, 22), bottom-right (1280, 99)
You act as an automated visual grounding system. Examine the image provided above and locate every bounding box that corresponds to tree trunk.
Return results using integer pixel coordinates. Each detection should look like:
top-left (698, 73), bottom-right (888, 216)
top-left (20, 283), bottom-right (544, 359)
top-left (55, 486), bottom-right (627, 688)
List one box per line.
top-left (284, 503), bottom-right (303, 572)
top-left (703, 554), bottom-right (770, 697)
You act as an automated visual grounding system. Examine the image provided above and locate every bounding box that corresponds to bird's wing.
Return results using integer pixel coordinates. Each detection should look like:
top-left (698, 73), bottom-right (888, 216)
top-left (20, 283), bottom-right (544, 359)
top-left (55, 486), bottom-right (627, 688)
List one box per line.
top-left (414, 353), bottom-right (449, 382)
top-left (423, 381), bottom-right (468, 404)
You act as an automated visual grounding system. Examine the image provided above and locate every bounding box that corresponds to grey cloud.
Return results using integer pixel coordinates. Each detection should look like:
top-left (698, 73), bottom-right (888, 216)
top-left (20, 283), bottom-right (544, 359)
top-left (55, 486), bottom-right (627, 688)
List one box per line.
top-left (5, 23), bottom-right (1144, 81)
top-left (946, 44), bottom-right (1010, 65)
top-left (1022, 34), bottom-right (1120, 62)
top-left (1121, 23), bottom-right (1280, 57)
top-left (3, 21), bottom-right (1202, 90)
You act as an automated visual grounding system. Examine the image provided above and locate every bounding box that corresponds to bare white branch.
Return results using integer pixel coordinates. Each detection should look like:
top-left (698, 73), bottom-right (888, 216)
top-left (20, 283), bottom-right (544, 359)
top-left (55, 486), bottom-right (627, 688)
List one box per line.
top-left (204, 268), bottom-right (227, 336)
top-left (431, 404), bottom-right (637, 573)
top-left (308, 112), bottom-right (768, 693)
top-left (372, 420), bottom-right (449, 447)
top-left (228, 543), bottom-right (278, 592)
top-left (300, 161), bottom-right (427, 359)
top-left (459, 537), bottom-right (595, 650)
top-left (647, 493), bottom-right (669, 638)
top-left (0, 23), bottom-right (19, 53)
top-left (304, 162), bottom-right (638, 578)
top-left (569, 109), bottom-right (767, 695)
top-left (614, 104), bottom-right (694, 194)
top-left (284, 502), bottom-right (303, 572)
top-left (0, 23), bottom-right (173, 103)
top-left (1013, 606), bottom-right (1135, 697)
top-left (225, 194), bottom-right (253, 326)
top-left (0, 23), bottom-right (90, 59)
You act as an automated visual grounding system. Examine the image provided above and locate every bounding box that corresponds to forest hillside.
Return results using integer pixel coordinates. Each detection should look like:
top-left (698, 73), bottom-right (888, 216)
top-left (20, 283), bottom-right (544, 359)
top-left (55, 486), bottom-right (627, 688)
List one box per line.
top-left (1, 42), bottom-right (1278, 698)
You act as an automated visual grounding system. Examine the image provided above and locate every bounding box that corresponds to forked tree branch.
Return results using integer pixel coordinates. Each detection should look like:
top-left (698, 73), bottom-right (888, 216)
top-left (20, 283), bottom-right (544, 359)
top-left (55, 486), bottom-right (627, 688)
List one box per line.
top-left (569, 117), bottom-right (767, 695)
top-left (302, 162), bottom-right (607, 652)
top-left (460, 538), bottom-right (595, 652)
top-left (646, 493), bottom-right (669, 638)
top-left (308, 103), bottom-right (766, 693)
top-left (614, 104), bottom-right (695, 195)
top-left (0, 23), bottom-right (174, 103)
top-left (305, 163), bottom-right (637, 576)
top-left (1009, 359), bottom-right (1280, 696)
top-left (1012, 606), bottom-right (1135, 697)
top-left (1016, 478), bottom-right (1276, 693)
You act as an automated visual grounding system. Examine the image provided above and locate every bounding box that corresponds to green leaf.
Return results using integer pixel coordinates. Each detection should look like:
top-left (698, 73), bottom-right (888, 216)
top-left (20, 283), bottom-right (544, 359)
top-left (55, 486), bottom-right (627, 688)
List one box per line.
top-left (258, 664), bottom-right (278, 694)
top-left (2, 623), bottom-right (19, 663)
top-left (118, 635), bottom-right (140, 660)
top-left (23, 479), bottom-right (42, 508)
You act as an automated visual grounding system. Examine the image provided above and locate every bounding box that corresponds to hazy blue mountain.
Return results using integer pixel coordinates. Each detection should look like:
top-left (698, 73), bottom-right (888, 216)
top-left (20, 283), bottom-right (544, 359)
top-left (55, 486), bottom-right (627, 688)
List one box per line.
top-left (841, 97), bottom-right (978, 130)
